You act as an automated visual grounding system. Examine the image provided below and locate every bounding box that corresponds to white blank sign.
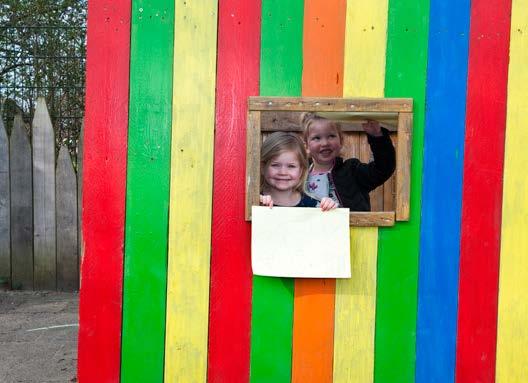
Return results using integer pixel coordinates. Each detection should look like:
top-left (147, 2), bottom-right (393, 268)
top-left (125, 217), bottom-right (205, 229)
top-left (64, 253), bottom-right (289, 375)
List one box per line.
top-left (251, 206), bottom-right (351, 278)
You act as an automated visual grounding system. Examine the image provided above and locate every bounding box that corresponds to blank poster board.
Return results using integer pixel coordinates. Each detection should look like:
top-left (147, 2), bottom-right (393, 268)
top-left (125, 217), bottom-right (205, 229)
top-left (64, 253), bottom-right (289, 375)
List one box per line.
top-left (251, 206), bottom-right (351, 278)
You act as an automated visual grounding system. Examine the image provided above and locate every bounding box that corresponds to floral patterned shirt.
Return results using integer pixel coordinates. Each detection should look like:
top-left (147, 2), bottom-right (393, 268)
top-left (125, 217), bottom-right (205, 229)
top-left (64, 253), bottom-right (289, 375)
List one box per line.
top-left (307, 170), bottom-right (340, 207)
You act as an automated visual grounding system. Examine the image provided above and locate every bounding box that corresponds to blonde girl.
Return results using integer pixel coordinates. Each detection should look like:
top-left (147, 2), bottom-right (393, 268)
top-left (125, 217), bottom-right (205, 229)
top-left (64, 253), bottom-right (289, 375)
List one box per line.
top-left (301, 112), bottom-right (396, 211)
top-left (260, 131), bottom-right (336, 210)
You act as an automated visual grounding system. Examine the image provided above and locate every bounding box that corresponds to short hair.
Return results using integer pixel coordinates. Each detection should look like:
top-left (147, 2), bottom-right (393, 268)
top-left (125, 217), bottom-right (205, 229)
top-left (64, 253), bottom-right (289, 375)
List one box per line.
top-left (260, 131), bottom-right (309, 194)
top-left (300, 112), bottom-right (344, 143)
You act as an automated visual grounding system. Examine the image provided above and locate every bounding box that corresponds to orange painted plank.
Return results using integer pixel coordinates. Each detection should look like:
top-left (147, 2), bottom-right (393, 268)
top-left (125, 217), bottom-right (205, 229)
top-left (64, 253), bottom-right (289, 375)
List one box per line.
top-left (292, 279), bottom-right (337, 383)
top-left (301, 0), bottom-right (346, 97)
top-left (292, 1), bottom-right (346, 382)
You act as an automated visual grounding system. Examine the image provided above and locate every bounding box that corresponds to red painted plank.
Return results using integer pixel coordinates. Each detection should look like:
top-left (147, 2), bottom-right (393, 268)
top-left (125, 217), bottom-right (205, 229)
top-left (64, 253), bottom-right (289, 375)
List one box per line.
top-left (207, 1), bottom-right (261, 382)
top-left (455, 0), bottom-right (511, 381)
top-left (77, 2), bottom-right (130, 382)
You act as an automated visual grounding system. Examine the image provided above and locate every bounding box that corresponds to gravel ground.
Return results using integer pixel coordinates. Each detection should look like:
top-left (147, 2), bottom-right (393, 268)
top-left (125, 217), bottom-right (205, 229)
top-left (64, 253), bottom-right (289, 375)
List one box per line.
top-left (0, 291), bottom-right (78, 383)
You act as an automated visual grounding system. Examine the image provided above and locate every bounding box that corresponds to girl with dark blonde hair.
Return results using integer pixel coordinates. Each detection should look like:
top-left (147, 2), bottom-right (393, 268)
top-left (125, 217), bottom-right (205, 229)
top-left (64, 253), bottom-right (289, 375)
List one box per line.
top-left (260, 131), bottom-right (336, 210)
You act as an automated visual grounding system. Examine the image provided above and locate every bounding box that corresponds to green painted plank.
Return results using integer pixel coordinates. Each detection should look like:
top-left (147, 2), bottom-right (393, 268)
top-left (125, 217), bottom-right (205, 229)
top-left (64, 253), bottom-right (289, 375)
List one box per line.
top-left (121, 2), bottom-right (174, 382)
top-left (259, 0), bottom-right (304, 97)
top-left (250, 276), bottom-right (295, 382)
top-left (249, 1), bottom-right (304, 382)
top-left (374, 0), bottom-right (430, 382)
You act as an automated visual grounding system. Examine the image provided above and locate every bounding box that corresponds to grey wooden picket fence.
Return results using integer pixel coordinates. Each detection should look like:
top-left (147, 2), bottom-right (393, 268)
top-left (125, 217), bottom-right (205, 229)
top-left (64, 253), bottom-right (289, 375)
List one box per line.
top-left (0, 97), bottom-right (81, 291)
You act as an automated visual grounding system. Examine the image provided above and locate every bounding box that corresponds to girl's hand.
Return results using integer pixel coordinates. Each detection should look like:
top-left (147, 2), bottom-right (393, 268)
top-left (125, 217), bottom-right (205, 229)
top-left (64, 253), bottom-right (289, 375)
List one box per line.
top-left (362, 119), bottom-right (383, 137)
top-left (320, 197), bottom-right (338, 211)
top-left (260, 194), bottom-right (274, 208)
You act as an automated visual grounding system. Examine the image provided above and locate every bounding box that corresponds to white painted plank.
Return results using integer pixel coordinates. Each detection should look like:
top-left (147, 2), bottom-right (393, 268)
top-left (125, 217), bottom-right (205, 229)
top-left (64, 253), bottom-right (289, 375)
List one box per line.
top-left (56, 146), bottom-right (78, 291)
top-left (32, 97), bottom-right (56, 290)
top-left (251, 206), bottom-right (351, 278)
top-left (0, 117), bottom-right (10, 283)
top-left (10, 116), bottom-right (33, 289)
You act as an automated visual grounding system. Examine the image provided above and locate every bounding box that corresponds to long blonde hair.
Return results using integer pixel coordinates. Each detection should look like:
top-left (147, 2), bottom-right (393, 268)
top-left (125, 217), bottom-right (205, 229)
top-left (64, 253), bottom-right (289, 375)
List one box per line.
top-left (300, 112), bottom-right (344, 143)
top-left (260, 132), bottom-right (309, 194)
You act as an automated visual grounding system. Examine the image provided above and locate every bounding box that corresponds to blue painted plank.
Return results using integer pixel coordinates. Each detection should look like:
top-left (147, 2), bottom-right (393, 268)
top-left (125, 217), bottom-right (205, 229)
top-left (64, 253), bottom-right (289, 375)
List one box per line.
top-left (416, 1), bottom-right (470, 382)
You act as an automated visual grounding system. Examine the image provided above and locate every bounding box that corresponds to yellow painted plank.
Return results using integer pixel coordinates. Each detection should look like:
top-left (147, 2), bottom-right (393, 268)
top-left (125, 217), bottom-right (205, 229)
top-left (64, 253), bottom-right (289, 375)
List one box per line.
top-left (334, 1), bottom-right (387, 382)
top-left (495, 1), bottom-right (528, 381)
top-left (334, 227), bottom-right (378, 382)
top-left (342, 0), bottom-right (388, 98)
top-left (164, 1), bottom-right (218, 382)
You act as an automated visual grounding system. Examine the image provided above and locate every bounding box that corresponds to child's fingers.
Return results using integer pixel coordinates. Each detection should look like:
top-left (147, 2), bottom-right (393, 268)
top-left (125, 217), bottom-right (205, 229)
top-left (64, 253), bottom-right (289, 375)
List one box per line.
top-left (320, 198), bottom-right (337, 211)
top-left (259, 194), bottom-right (273, 208)
top-left (362, 119), bottom-right (382, 136)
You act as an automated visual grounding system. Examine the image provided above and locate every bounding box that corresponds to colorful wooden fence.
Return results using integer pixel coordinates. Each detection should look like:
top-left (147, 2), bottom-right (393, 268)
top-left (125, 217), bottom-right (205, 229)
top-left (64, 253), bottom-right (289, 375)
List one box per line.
top-left (78, 1), bottom-right (527, 382)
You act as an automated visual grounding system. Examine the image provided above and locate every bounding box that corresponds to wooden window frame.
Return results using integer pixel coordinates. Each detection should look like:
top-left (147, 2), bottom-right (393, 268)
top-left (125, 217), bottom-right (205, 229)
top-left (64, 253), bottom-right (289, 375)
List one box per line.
top-left (245, 96), bottom-right (413, 226)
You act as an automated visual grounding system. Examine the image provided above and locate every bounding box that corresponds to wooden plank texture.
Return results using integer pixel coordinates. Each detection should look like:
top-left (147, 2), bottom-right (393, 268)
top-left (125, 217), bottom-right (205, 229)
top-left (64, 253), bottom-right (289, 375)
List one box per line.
top-left (383, 134), bottom-right (397, 211)
top-left (495, 0), bottom-right (525, 380)
top-left (249, 97), bottom-right (412, 112)
top-left (334, 228), bottom-right (378, 382)
top-left (249, 1), bottom-right (303, 382)
top-left (414, 0), bottom-right (470, 381)
top-left (292, 278), bottom-right (335, 383)
top-left (77, 1), bottom-right (130, 381)
top-left (395, 112), bottom-right (412, 220)
top-left (333, 1), bottom-right (387, 381)
top-left (120, 1), bottom-right (174, 381)
top-left (164, 1), bottom-right (218, 381)
top-left (56, 146), bottom-right (78, 291)
top-left (455, 0), bottom-right (512, 381)
top-left (291, 1), bottom-right (345, 382)
top-left (245, 111), bottom-right (261, 220)
top-left (9, 117), bottom-right (33, 290)
top-left (260, 111), bottom-right (398, 132)
top-left (374, 0), bottom-right (430, 381)
top-left (301, 0), bottom-right (346, 97)
top-left (0, 118), bottom-right (9, 282)
top-left (342, 2), bottom-right (387, 98)
top-left (76, 123), bottom-right (82, 273)
top-left (349, 212), bottom-right (394, 227)
top-left (207, 1), bottom-right (260, 381)
top-left (32, 97), bottom-right (56, 290)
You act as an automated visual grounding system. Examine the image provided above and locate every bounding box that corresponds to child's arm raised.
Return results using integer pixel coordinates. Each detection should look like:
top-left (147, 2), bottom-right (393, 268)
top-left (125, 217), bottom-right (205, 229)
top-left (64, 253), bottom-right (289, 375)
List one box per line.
top-left (355, 120), bottom-right (396, 191)
top-left (362, 119), bottom-right (383, 137)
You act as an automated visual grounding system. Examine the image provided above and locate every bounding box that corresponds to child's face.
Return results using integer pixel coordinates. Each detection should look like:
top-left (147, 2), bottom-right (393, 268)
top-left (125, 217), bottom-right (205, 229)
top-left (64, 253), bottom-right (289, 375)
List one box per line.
top-left (264, 151), bottom-right (303, 192)
top-left (306, 121), bottom-right (342, 167)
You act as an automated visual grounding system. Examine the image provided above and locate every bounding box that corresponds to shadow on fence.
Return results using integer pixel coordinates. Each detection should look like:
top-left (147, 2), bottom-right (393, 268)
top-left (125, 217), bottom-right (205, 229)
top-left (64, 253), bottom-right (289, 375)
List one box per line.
top-left (0, 97), bottom-right (81, 291)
